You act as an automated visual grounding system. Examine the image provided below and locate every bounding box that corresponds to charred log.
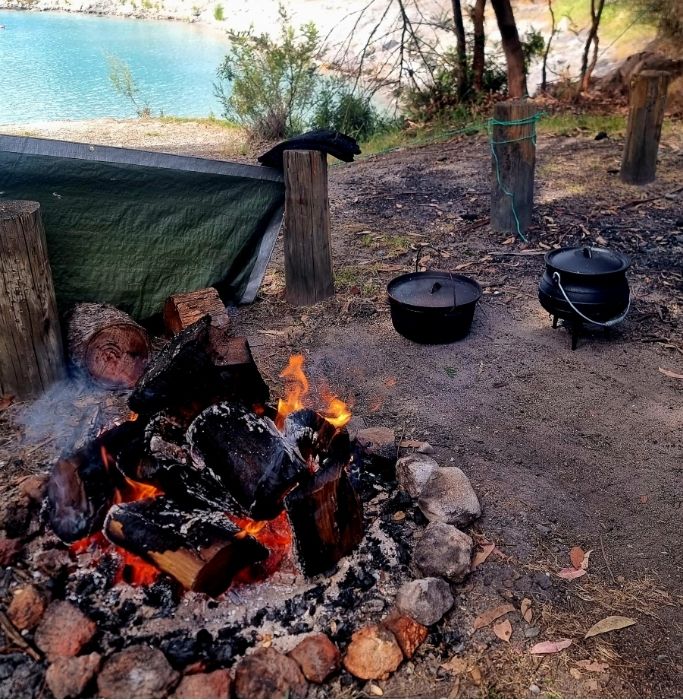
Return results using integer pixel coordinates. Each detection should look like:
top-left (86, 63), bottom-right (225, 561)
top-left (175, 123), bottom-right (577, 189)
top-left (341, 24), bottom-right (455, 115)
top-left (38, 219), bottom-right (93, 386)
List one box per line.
top-left (187, 403), bottom-right (308, 520)
top-left (104, 497), bottom-right (268, 595)
top-left (286, 464), bottom-right (363, 577)
top-left (46, 420), bottom-right (145, 542)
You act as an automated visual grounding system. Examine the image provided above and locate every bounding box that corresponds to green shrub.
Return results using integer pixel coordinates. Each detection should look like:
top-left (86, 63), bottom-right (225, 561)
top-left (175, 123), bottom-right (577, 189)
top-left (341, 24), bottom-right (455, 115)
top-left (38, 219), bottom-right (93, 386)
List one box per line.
top-left (312, 82), bottom-right (380, 141)
top-left (106, 55), bottom-right (151, 118)
top-left (215, 6), bottom-right (321, 140)
top-left (214, 4), bottom-right (224, 21)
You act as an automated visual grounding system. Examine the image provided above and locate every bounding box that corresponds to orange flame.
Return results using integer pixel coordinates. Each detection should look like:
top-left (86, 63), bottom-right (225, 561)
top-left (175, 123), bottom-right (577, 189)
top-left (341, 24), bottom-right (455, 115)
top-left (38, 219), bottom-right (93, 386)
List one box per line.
top-left (276, 354), bottom-right (352, 430)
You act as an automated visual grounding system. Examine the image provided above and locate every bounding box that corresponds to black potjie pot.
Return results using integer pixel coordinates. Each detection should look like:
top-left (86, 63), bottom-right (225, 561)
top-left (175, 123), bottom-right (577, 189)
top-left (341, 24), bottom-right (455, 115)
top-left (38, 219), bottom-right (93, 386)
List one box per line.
top-left (538, 245), bottom-right (631, 329)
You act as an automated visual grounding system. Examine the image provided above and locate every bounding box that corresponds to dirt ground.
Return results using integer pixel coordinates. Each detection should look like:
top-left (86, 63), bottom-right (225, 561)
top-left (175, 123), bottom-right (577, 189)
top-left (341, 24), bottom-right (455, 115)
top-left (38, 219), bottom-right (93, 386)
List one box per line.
top-left (2, 119), bottom-right (682, 697)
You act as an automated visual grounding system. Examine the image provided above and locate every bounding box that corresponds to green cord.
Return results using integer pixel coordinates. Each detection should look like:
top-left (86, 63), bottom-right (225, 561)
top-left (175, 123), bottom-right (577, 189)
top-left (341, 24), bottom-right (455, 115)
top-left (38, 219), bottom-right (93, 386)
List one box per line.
top-left (487, 112), bottom-right (544, 243)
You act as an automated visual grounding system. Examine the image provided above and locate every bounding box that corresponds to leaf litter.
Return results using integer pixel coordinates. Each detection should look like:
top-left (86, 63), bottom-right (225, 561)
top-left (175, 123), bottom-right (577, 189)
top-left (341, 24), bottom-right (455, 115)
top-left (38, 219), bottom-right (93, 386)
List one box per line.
top-left (585, 616), bottom-right (636, 638)
top-left (473, 603), bottom-right (515, 630)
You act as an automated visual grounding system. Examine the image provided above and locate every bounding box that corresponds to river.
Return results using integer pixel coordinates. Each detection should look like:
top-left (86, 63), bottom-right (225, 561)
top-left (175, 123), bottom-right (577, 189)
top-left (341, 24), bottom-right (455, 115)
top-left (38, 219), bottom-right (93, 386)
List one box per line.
top-left (0, 10), bottom-right (228, 124)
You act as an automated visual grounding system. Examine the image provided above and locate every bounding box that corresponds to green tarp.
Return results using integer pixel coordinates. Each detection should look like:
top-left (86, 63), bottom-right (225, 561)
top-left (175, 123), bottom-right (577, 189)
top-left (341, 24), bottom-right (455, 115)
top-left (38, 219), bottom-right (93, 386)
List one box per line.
top-left (0, 135), bottom-right (284, 320)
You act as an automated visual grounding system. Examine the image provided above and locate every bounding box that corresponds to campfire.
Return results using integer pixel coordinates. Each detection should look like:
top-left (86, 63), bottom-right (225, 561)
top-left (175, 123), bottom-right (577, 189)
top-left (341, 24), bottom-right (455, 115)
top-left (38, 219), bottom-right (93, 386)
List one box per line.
top-left (46, 321), bottom-right (363, 596)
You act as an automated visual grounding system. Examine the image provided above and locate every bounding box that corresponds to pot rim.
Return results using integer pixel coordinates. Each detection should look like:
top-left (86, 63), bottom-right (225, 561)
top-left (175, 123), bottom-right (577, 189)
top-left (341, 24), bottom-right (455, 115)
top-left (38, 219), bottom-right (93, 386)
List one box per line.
top-left (544, 246), bottom-right (631, 276)
top-left (387, 271), bottom-right (482, 312)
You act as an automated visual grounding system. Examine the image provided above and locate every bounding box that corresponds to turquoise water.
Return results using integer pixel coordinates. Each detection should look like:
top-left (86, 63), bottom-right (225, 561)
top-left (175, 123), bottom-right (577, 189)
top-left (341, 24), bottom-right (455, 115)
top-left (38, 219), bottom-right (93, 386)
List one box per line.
top-left (0, 11), bottom-right (229, 124)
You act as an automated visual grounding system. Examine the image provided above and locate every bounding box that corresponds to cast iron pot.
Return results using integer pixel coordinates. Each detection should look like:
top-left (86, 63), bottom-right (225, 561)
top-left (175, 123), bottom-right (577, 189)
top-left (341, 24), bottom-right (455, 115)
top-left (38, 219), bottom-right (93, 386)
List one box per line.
top-left (387, 250), bottom-right (482, 344)
top-left (538, 245), bottom-right (631, 325)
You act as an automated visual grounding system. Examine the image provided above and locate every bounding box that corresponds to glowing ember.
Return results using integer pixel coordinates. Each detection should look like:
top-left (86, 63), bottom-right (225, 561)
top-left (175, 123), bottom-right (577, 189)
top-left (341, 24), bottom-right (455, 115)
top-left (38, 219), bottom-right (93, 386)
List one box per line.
top-left (276, 354), bottom-right (352, 430)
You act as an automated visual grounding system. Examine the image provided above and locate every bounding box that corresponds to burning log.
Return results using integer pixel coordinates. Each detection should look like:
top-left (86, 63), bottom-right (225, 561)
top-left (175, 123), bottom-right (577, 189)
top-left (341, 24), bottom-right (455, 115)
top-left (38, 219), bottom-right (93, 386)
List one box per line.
top-left (103, 497), bottom-right (268, 595)
top-left (129, 317), bottom-right (269, 416)
top-left (282, 410), bottom-right (362, 576)
top-left (187, 403), bottom-right (309, 520)
top-left (67, 303), bottom-right (151, 389)
top-left (46, 421), bottom-right (145, 542)
top-left (163, 287), bottom-right (230, 336)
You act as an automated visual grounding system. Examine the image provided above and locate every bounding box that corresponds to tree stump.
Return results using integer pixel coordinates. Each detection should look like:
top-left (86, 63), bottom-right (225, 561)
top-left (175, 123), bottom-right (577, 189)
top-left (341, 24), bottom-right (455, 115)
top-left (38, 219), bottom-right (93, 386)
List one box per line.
top-left (0, 201), bottom-right (65, 399)
top-left (67, 303), bottom-right (151, 389)
top-left (283, 150), bottom-right (334, 306)
top-left (620, 70), bottom-right (671, 185)
top-left (490, 100), bottom-right (537, 235)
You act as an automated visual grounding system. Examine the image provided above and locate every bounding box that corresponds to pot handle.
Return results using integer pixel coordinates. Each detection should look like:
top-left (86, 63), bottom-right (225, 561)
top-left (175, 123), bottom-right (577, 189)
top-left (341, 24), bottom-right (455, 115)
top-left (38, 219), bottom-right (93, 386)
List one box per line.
top-left (552, 271), bottom-right (631, 327)
top-left (414, 245), bottom-right (440, 273)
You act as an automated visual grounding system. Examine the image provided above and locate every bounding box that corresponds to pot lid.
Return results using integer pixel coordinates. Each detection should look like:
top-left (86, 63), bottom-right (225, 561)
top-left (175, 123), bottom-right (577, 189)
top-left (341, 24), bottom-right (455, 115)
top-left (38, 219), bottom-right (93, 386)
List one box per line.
top-left (545, 246), bottom-right (630, 275)
top-left (388, 272), bottom-right (481, 309)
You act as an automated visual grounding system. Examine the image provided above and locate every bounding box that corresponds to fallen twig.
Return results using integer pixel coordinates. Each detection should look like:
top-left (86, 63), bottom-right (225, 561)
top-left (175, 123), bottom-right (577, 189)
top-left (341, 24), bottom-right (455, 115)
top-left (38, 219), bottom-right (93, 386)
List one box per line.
top-left (0, 610), bottom-right (41, 661)
top-left (488, 250), bottom-right (547, 257)
top-left (618, 185), bottom-right (683, 210)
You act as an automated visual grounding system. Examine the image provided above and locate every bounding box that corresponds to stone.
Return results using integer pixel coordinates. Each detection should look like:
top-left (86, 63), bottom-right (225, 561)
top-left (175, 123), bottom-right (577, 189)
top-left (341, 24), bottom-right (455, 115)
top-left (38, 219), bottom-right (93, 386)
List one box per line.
top-left (46, 653), bottom-right (101, 699)
top-left (35, 548), bottom-right (70, 577)
top-left (7, 584), bottom-right (46, 630)
top-left (0, 653), bottom-right (43, 698)
top-left (396, 454), bottom-right (438, 498)
top-left (0, 496), bottom-right (31, 537)
top-left (172, 670), bottom-right (231, 698)
top-left (98, 645), bottom-right (179, 699)
top-left (233, 647), bottom-right (308, 698)
top-left (395, 577), bottom-right (454, 626)
top-left (0, 537), bottom-right (22, 565)
top-left (418, 467), bottom-right (481, 527)
top-left (342, 625), bottom-right (403, 681)
top-left (355, 427), bottom-right (396, 472)
top-left (17, 473), bottom-right (49, 504)
top-left (413, 522), bottom-right (473, 582)
top-left (381, 611), bottom-right (428, 659)
top-left (288, 632), bottom-right (340, 684)
top-left (35, 601), bottom-right (97, 661)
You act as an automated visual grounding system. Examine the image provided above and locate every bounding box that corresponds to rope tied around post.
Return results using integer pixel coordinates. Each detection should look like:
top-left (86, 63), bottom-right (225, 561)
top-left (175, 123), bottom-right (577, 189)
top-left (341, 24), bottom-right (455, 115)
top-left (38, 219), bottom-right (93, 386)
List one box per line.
top-left (488, 106), bottom-right (544, 243)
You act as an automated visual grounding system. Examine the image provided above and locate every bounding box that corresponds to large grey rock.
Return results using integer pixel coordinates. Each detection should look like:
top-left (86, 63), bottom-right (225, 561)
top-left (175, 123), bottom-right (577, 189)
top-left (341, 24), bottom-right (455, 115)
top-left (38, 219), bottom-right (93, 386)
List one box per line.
top-left (396, 454), bottom-right (438, 498)
top-left (395, 577), bottom-right (454, 626)
top-left (414, 522), bottom-right (473, 582)
top-left (418, 467), bottom-right (481, 527)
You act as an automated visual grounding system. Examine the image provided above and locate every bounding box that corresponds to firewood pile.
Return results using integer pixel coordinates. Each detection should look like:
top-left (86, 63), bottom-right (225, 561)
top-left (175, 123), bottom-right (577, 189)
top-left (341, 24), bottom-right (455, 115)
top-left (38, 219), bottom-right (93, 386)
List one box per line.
top-left (0, 287), bottom-right (486, 699)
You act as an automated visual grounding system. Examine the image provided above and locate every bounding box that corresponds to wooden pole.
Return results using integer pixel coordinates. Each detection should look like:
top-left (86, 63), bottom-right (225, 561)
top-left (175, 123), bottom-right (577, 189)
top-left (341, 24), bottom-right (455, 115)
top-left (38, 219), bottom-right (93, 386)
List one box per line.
top-left (0, 201), bottom-right (65, 399)
top-left (490, 100), bottom-right (537, 235)
top-left (620, 70), bottom-right (670, 185)
top-left (283, 150), bottom-right (334, 306)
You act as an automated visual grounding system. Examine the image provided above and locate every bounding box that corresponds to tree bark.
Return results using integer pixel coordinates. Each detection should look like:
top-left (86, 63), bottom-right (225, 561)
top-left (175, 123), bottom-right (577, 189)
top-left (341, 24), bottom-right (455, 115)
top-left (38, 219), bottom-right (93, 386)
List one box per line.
top-left (471, 0), bottom-right (487, 92)
top-left (0, 201), bottom-right (65, 399)
top-left (67, 303), bottom-right (151, 389)
top-left (451, 0), bottom-right (469, 98)
top-left (490, 0), bottom-right (528, 98)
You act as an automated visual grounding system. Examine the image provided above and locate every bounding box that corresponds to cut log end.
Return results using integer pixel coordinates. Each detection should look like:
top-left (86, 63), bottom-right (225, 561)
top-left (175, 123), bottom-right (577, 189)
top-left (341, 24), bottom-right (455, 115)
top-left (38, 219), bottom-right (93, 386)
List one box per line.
top-left (163, 288), bottom-right (230, 336)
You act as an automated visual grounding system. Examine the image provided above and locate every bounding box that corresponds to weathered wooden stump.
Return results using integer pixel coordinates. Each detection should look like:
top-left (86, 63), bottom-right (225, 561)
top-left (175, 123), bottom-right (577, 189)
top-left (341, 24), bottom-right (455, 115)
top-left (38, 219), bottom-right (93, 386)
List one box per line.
top-left (620, 70), bottom-right (671, 185)
top-left (490, 100), bottom-right (538, 235)
top-left (0, 201), bottom-right (65, 399)
top-left (283, 150), bottom-right (335, 306)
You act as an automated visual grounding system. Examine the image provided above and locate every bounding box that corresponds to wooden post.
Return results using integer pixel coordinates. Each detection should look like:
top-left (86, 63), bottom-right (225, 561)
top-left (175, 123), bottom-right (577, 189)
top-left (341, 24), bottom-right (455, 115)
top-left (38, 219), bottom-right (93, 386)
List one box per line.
top-left (283, 150), bottom-right (334, 306)
top-left (490, 100), bottom-right (537, 234)
top-left (620, 70), bottom-right (670, 185)
top-left (0, 201), bottom-right (65, 399)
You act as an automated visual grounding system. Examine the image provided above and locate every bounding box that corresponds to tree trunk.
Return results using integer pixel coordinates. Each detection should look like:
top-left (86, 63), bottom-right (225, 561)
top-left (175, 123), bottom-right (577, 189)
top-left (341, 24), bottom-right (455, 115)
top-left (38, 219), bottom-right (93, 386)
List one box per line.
top-left (541, 0), bottom-right (556, 92)
top-left (67, 303), bottom-right (151, 389)
top-left (579, 0), bottom-right (606, 93)
top-left (471, 0), bottom-right (487, 92)
top-left (490, 0), bottom-right (528, 98)
top-left (0, 201), bottom-right (65, 399)
top-left (451, 0), bottom-right (469, 98)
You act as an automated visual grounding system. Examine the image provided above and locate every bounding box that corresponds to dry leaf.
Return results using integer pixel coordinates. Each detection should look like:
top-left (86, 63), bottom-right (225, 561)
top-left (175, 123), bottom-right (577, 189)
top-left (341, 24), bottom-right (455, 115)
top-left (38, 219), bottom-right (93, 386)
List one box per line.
top-left (569, 668), bottom-right (582, 680)
top-left (639, 495), bottom-right (648, 504)
top-left (570, 546), bottom-right (585, 569)
top-left (558, 567), bottom-right (587, 580)
top-left (575, 660), bottom-right (609, 673)
top-left (473, 603), bottom-right (515, 630)
top-left (581, 550), bottom-right (593, 570)
top-left (471, 542), bottom-right (496, 569)
top-left (502, 236), bottom-right (515, 245)
top-left (454, 262), bottom-right (474, 270)
top-left (493, 619), bottom-right (512, 642)
top-left (530, 639), bottom-right (572, 655)
top-left (521, 598), bottom-right (533, 623)
top-left (658, 367), bottom-right (683, 380)
top-left (369, 684), bottom-right (384, 696)
top-left (469, 666), bottom-right (482, 685)
top-left (584, 616), bottom-right (636, 638)
top-left (440, 657), bottom-right (467, 675)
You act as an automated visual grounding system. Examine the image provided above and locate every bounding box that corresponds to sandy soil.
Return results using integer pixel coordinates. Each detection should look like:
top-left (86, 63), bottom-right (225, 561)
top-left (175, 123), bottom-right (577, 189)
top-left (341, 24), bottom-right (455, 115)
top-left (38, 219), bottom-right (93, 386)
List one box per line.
top-left (1, 119), bottom-right (682, 697)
